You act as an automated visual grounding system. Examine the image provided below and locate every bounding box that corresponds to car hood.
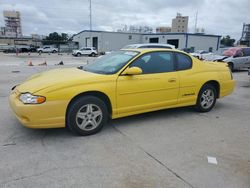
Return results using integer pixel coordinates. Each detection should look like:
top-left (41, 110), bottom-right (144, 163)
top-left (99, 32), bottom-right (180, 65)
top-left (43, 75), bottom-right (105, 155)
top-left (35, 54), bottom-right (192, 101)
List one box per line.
top-left (16, 68), bottom-right (107, 94)
top-left (222, 56), bottom-right (233, 62)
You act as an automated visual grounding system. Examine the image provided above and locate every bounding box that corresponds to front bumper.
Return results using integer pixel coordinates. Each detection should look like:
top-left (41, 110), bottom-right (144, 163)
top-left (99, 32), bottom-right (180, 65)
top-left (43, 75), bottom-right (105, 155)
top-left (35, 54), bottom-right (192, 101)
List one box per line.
top-left (9, 89), bottom-right (66, 129)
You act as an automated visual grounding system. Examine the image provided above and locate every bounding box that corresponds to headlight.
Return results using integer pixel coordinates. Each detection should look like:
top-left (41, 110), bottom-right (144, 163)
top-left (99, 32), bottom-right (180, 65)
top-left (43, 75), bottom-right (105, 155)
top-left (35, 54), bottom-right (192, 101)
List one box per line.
top-left (19, 93), bottom-right (46, 104)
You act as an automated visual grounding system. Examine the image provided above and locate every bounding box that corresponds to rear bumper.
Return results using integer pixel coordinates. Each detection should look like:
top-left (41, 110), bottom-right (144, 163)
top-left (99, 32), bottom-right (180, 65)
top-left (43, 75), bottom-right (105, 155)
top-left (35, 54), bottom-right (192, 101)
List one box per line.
top-left (220, 80), bottom-right (236, 98)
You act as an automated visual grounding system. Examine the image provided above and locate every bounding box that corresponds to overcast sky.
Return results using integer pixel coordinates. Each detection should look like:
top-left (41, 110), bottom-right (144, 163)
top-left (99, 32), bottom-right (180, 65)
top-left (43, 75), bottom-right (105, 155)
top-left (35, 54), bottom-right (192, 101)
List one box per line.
top-left (0, 0), bottom-right (249, 40)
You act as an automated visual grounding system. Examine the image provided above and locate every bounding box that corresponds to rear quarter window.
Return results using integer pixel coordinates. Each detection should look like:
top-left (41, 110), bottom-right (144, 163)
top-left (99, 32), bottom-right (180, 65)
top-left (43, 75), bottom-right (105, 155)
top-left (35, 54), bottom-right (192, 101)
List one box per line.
top-left (176, 52), bottom-right (192, 71)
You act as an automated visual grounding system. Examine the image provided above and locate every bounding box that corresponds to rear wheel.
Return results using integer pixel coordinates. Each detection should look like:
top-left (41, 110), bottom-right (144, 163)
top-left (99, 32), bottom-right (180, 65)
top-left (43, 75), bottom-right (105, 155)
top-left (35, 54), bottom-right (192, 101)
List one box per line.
top-left (195, 84), bottom-right (217, 112)
top-left (66, 96), bottom-right (108, 136)
top-left (77, 53), bottom-right (81, 57)
top-left (90, 52), bottom-right (95, 57)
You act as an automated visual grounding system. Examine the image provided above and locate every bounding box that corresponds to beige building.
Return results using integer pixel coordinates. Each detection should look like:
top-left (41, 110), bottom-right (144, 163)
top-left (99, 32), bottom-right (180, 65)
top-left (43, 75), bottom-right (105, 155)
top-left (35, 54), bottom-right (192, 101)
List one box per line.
top-left (156, 27), bottom-right (171, 33)
top-left (171, 13), bottom-right (189, 33)
top-left (0, 37), bottom-right (42, 47)
top-left (1, 10), bottom-right (22, 37)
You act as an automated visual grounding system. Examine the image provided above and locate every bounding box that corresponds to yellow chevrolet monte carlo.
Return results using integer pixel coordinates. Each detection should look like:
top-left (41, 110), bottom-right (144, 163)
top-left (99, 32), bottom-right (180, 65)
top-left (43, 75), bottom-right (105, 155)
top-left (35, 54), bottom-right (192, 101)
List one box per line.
top-left (9, 49), bottom-right (235, 136)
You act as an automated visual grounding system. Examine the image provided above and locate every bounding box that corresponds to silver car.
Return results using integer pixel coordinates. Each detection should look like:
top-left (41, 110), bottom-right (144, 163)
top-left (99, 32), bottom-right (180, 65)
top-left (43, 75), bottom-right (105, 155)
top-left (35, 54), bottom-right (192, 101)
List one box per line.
top-left (223, 47), bottom-right (250, 71)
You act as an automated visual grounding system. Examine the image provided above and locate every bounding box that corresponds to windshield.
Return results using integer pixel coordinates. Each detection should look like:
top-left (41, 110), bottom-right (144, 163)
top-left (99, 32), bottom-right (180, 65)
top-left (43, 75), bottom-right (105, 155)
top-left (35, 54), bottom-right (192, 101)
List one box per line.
top-left (84, 50), bottom-right (139, 74)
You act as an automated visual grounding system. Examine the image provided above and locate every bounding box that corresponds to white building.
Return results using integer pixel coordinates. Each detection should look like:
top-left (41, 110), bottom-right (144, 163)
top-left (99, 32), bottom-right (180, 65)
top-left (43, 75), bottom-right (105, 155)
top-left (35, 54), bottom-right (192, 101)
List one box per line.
top-left (72, 30), bottom-right (221, 53)
top-left (73, 30), bottom-right (142, 52)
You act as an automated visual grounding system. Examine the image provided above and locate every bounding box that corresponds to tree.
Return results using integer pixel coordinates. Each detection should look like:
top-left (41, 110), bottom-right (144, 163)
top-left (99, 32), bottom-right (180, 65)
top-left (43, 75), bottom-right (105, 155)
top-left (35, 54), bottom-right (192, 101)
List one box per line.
top-left (220, 35), bottom-right (235, 47)
top-left (42, 32), bottom-right (69, 45)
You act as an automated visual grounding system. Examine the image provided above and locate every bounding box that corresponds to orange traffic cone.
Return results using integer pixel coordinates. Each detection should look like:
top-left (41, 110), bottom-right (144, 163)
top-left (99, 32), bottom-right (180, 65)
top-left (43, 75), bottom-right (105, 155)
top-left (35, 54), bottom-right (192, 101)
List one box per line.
top-left (28, 60), bottom-right (33, 66)
top-left (38, 61), bottom-right (47, 66)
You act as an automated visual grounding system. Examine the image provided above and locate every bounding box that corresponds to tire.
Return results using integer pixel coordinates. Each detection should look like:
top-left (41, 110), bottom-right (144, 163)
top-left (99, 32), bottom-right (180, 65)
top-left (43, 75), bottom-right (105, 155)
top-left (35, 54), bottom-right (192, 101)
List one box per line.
top-left (195, 84), bottom-right (217, 112)
top-left (90, 52), bottom-right (95, 57)
top-left (38, 50), bottom-right (42, 54)
top-left (228, 62), bottom-right (234, 72)
top-left (52, 50), bottom-right (56, 53)
top-left (66, 96), bottom-right (108, 136)
top-left (77, 53), bottom-right (81, 57)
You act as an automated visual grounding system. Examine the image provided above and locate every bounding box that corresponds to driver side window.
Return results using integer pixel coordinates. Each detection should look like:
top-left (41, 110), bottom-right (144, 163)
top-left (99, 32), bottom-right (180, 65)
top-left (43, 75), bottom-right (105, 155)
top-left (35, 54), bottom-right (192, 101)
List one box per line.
top-left (129, 52), bottom-right (174, 74)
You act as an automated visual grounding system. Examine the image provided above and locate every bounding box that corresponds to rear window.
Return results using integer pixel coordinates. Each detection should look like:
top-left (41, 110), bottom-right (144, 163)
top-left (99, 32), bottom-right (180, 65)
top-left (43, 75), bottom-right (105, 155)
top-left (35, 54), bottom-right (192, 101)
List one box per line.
top-left (176, 52), bottom-right (192, 70)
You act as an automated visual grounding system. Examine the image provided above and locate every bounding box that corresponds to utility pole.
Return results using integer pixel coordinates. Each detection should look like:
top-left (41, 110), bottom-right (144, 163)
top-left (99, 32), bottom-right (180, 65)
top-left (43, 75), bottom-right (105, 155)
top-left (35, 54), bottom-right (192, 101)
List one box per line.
top-left (194, 11), bottom-right (198, 33)
top-left (88, 0), bottom-right (92, 47)
top-left (89, 0), bottom-right (92, 31)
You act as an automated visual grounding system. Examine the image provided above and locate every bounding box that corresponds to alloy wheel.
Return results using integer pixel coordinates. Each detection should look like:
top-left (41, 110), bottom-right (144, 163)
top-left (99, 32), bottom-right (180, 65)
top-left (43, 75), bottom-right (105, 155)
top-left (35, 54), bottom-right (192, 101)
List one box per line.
top-left (76, 104), bottom-right (103, 131)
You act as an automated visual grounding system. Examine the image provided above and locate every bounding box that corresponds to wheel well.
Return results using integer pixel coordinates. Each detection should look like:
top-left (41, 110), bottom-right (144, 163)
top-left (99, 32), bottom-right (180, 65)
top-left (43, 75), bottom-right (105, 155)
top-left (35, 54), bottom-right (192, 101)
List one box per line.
top-left (227, 62), bottom-right (234, 71)
top-left (202, 81), bottom-right (220, 98)
top-left (66, 91), bottom-right (112, 117)
top-left (228, 62), bottom-right (234, 67)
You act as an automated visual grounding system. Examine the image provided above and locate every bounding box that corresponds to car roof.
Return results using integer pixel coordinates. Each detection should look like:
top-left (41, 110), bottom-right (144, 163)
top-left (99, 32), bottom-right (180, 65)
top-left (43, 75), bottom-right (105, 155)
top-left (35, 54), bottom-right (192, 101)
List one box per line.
top-left (121, 48), bottom-right (187, 55)
top-left (123, 43), bottom-right (175, 49)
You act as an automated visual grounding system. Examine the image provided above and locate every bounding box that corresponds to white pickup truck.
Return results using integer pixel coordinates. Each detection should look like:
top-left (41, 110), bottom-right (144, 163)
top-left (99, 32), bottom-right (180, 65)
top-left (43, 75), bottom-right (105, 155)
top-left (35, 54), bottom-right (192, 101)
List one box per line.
top-left (37, 46), bottom-right (58, 53)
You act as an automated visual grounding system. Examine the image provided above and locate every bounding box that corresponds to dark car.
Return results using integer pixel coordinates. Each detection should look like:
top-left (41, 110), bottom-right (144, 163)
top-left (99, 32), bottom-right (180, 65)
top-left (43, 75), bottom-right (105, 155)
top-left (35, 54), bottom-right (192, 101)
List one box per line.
top-left (3, 47), bottom-right (18, 53)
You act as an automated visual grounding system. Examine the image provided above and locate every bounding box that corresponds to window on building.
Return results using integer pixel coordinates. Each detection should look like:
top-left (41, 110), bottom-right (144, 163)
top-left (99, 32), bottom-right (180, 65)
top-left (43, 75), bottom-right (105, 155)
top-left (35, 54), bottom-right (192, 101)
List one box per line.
top-left (209, 47), bottom-right (213, 52)
top-left (130, 52), bottom-right (174, 74)
top-left (129, 35), bottom-right (132, 40)
top-left (176, 52), bottom-right (192, 71)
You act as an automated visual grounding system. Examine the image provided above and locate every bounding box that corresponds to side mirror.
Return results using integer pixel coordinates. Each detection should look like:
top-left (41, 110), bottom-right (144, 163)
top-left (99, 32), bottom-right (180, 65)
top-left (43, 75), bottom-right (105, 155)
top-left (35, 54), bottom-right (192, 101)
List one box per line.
top-left (122, 67), bottom-right (142, 75)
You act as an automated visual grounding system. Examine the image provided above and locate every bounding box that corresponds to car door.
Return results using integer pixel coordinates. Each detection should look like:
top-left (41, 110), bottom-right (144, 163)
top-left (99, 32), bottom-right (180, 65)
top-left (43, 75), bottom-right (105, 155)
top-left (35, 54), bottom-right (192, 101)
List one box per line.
top-left (44, 47), bottom-right (50, 52)
top-left (175, 52), bottom-right (197, 104)
top-left (116, 51), bottom-right (179, 115)
top-left (84, 48), bottom-right (92, 55)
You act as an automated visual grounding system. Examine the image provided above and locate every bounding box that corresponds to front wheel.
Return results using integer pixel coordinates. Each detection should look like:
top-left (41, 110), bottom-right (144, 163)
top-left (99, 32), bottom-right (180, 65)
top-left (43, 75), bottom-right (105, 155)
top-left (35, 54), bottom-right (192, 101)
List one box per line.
top-left (66, 96), bottom-right (108, 136)
top-left (195, 84), bottom-right (217, 112)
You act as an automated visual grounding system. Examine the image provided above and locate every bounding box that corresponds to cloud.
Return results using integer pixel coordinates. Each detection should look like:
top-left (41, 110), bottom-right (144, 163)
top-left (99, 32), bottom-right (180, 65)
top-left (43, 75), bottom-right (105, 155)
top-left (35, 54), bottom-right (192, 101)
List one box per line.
top-left (0, 0), bottom-right (248, 39)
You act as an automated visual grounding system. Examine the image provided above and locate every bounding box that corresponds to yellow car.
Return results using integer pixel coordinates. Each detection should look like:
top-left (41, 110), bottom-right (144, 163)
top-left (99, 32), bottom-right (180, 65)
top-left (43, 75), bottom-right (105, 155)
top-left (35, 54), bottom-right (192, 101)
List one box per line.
top-left (9, 49), bottom-right (235, 135)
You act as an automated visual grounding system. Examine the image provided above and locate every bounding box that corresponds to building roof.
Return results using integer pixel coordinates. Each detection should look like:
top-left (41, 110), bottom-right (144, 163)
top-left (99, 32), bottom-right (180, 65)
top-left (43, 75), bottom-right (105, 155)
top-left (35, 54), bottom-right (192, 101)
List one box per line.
top-left (143, 32), bottom-right (221, 38)
top-left (73, 30), bottom-right (221, 38)
top-left (73, 30), bottom-right (144, 37)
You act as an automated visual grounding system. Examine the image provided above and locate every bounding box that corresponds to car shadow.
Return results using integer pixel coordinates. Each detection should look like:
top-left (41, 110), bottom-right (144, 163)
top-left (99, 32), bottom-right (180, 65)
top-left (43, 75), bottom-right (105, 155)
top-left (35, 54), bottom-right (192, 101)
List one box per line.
top-left (12, 103), bottom-right (228, 140)
top-left (11, 106), bottom-right (195, 139)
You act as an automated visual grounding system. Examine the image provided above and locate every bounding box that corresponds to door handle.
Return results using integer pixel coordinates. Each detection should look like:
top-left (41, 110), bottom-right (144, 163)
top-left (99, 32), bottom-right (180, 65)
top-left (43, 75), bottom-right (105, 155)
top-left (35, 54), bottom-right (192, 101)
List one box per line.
top-left (168, 78), bottom-right (177, 83)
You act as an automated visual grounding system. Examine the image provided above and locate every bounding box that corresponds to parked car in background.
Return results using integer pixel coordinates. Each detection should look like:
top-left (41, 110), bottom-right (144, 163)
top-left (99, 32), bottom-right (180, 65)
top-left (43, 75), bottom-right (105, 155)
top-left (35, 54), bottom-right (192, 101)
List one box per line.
top-left (72, 47), bottom-right (98, 57)
top-left (122, 43), bottom-right (175, 49)
top-left (9, 48), bottom-right (235, 136)
top-left (222, 47), bottom-right (250, 71)
top-left (190, 50), bottom-right (211, 59)
top-left (3, 47), bottom-right (18, 53)
top-left (37, 46), bottom-right (58, 53)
